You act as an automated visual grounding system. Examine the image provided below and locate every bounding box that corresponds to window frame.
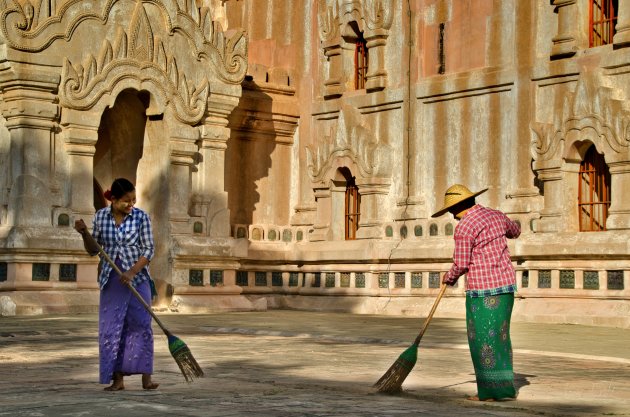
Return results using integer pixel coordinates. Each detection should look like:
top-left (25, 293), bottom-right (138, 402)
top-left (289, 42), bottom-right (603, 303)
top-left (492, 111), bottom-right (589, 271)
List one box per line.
top-left (578, 146), bottom-right (611, 232)
top-left (345, 180), bottom-right (361, 240)
top-left (354, 36), bottom-right (368, 90)
top-left (589, 0), bottom-right (618, 47)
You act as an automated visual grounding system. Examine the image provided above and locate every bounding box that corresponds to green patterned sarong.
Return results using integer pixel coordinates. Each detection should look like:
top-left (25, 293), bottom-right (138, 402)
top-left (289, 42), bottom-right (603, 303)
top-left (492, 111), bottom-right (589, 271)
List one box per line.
top-left (466, 292), bottom-right (516, 400)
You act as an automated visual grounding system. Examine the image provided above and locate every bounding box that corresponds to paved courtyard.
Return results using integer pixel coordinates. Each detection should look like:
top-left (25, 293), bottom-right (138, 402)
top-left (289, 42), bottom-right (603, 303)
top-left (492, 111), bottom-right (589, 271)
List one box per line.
top-left (1, 311), bottom-right (629, 416)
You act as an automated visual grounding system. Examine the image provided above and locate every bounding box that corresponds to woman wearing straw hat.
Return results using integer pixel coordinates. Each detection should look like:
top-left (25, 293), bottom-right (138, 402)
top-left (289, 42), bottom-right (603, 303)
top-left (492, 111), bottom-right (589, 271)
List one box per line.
top-left (432, 184), bottom-right (520, 402)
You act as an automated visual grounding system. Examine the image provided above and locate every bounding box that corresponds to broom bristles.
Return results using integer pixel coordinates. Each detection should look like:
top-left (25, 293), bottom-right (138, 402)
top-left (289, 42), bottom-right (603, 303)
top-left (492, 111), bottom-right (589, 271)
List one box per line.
top-left (373, 344), bottom-right (418, 394)
top-left (173, 348), bottom-right (204, 382)
top-left (168, 334), bottom-right (204, 382)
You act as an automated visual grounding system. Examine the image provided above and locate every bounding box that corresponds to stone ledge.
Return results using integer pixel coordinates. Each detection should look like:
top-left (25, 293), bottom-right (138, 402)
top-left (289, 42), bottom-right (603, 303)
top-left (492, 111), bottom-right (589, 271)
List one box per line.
top-left (0, 290), bottom-right (99, 316)
top-left (169, 294), bottom-right (267, 313)
top-left (3, 289), bottom-right (629, 329)
top-left (257, 294), bottom-right (630, 329)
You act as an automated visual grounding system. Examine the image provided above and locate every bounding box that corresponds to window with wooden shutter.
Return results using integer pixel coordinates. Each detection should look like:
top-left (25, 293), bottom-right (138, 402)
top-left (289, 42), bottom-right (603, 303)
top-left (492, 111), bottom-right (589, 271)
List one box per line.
top-left (590, 0), bottom-right (618, 47)
top-left (345, 178), bottom-right (361, 240)
top-left (354, 36), bottom-right (368, 90)
top-left (578, 146), bottom-right (611, 231)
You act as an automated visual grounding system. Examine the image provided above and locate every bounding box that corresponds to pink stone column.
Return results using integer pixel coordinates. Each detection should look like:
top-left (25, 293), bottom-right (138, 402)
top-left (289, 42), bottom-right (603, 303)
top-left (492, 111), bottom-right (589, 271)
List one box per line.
top-left (0, 74), bottom-right (59, 228)
top-left (605, 160), bottom-right (630, 230)
top-left (550, 0), bottom-right (578, 59)
top-left (323, 43), bottom-right (344, 98)
top-left (319, 3), bottom-right (344, 98)
top-left (169, 137), bottom-right (198, 234)
top-left (309, 184), bottom-right (332, 241)
top-left (355, 178), bottom-right (391, 239)
top-left (531, 162), bottom-right (563, 233)
top-left (60, 109), bottom-right (100, 219)
top-left (613, 0), bottom-right (630, 48)
top-left (197, 122), bottom-right (231, 238)
top-left (364, 29), bottom-right (388, 91)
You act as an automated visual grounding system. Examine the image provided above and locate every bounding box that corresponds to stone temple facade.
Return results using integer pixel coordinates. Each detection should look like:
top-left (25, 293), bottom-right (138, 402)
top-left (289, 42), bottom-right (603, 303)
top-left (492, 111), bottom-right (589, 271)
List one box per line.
top-left (1, 0), bottom-right (630, 328)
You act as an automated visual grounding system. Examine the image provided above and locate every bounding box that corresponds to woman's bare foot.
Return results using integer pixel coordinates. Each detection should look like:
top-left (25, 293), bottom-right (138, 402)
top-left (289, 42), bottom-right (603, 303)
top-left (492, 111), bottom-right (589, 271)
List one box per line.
top-left (466, 395), bottom-right (494, 402)
top-left (104, 373), bottom-right (124, 391)
top-left (467, 394), bottom-right (517, 402)
top-left (142, 374), bottom-right (159, 390)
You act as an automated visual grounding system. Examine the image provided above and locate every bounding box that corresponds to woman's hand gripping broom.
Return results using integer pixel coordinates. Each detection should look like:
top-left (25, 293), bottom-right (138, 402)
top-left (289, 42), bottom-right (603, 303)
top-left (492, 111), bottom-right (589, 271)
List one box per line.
top-left (82, 229), bottom-right (204, 382)
top-left (373, 283), bottom-right (447, 393)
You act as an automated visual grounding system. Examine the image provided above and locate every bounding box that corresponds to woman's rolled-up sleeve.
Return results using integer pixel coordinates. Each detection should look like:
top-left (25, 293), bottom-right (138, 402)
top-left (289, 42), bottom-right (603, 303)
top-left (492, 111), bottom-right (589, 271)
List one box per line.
top-left (444, 233), bottom-right (473, 284)
top-left (139, 213), bottom-right (155, 261)
top-left (505, 214), bottom-right (521, 239)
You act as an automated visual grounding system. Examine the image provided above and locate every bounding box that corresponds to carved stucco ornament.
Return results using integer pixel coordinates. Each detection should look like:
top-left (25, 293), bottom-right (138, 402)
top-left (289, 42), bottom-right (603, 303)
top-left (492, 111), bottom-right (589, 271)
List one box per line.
top-left (18, 0), bottom-right (34, 30)
top-left (362, 0), bottom-right (393, 31)
top-left (319, 0), bottom-right (393, 42)
top-left (340, 0), bottom-right (394, 32)
top-left (531, 69), bottom-right (630, 162)
top-left (306, 105), bottom-right (392, 182)
top-left (318, 1), bottom-right (340, 43)
top-left (0, 0), bottom-right (247, 85)
top-left (59, 2), bottom-right (209, 125)
top-left (340, 0), bottom-right (363, 31)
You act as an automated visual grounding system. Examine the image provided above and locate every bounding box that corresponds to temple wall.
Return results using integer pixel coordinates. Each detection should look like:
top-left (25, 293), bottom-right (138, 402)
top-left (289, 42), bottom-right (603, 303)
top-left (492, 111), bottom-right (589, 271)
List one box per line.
top-left (2, 0), bottom-right (630, 327)
top-left (213, 0), bottom-right (630, 328)
top-left (0, 0), bottom-right (249, 313)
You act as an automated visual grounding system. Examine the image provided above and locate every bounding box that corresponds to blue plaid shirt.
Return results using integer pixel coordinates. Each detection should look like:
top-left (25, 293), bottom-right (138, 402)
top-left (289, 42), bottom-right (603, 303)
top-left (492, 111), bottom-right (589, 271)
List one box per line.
top-left (92, 206), bottom-right (154, 290)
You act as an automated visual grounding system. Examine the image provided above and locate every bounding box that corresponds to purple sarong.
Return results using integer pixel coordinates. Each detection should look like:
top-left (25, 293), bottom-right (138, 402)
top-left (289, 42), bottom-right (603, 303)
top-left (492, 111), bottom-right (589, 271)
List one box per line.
top-left (99, 260), bottom-right (154, 384)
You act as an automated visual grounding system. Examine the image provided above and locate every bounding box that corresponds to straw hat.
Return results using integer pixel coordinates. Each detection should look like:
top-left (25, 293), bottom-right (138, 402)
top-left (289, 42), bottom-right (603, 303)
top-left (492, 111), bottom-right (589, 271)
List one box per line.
top-left (431, 184), bottom-right (487, 218)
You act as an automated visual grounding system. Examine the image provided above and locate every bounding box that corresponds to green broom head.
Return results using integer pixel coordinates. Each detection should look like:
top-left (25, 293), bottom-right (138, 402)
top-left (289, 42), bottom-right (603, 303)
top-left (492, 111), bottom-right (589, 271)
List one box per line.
top-left (373, 344), bottom-right (418, 394)
top-left (168, 334), bottom-right (204, 382)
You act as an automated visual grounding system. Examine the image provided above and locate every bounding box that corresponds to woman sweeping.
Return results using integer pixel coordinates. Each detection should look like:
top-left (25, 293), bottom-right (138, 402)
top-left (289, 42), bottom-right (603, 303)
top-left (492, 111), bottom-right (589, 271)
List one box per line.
top-left (431, 184), bottom-right (520, 401)
top-left (75, 178), bottom-right (159, 391)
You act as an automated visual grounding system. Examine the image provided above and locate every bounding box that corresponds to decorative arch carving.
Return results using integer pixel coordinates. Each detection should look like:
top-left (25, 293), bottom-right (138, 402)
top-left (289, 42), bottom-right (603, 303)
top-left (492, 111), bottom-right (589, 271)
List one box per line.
top-left (334, 0), bottom-right (394, 35)
top-left (530, 69), bottom-right (630, 231)
top-left (340, 0), bottom-right (364, 37)
top-left (0, 0), bottom-right (247, 85)
top-left (531, 70), bottom-right (630, 164)
top-left (307, 105), bottom-right (392, 241)
top-left (306, 105), bottom-right (392, 182)
top-left (363, 0), bottom-right (394, 31)
top-left (59, 5), bottom-right (209, 124)
top-left (317, 0), bottom-right (393, 96)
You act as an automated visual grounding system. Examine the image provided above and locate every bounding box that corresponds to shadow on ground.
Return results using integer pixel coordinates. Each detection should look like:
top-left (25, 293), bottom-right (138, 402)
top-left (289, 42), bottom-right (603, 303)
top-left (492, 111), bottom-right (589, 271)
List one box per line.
top-left (1, 313), bottom-right (629, 417)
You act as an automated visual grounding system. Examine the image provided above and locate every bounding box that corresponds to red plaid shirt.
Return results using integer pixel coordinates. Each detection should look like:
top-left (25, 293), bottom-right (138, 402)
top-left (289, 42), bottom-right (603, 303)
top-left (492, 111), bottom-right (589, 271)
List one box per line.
top-left (443, 205), bottom-right (520, 292)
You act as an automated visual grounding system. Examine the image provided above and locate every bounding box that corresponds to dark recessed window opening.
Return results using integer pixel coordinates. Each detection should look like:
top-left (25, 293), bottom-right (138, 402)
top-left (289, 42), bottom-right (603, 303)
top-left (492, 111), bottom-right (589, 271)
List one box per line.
top-left (578, 145), bottom-right (610, 231)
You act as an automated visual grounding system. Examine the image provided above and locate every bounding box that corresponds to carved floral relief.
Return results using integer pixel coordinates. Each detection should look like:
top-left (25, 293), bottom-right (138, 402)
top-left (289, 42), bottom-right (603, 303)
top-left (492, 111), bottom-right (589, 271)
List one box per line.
top-left (306, 105), bottom-right (392, 182)
top-left (59, 2), bottom-right (210, 125)
top-left (318, 0), bottom-right (393, 42)
top-left (0, 0), bottom-right (247, 85)
top-left (531, 70), bottom-right (630, 163)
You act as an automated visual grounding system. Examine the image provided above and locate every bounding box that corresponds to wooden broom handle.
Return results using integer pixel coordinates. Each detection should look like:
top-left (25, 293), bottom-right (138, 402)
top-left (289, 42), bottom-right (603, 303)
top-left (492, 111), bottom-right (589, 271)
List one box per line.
top-left (83, 231), bottom-right (170, 335)
top-left (413, 283), bottom-right (447, 346)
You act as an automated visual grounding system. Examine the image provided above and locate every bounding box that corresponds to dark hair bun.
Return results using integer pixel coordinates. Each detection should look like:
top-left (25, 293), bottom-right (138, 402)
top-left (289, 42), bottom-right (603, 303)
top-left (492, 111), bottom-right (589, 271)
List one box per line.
top-left (109, 178), bottom-right (135, 200)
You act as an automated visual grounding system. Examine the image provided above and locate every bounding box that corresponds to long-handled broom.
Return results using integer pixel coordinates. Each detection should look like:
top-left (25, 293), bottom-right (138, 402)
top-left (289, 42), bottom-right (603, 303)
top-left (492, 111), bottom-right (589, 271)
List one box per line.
top-left (374, 283), bottom-right (447, 393)
top-left (83, 232), bottom-right (204, 382)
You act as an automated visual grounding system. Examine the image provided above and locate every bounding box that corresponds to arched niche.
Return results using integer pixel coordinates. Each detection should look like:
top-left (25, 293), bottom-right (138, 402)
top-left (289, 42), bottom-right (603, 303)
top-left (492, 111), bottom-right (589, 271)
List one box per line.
top-left (94, 89), bottom-right (151, 192)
